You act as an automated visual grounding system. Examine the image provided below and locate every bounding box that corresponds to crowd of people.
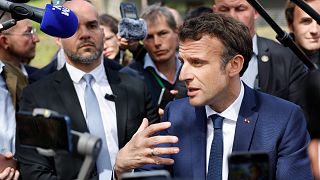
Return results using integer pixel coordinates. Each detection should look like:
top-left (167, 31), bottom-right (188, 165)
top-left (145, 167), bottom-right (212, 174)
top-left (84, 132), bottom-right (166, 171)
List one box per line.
top-left (0, 0), bottom-right (320, 179)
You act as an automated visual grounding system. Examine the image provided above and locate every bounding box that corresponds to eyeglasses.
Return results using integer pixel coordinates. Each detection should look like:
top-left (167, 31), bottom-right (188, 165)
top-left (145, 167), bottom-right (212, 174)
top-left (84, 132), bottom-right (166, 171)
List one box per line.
top-left (2, 27), bottom-right (37, 37)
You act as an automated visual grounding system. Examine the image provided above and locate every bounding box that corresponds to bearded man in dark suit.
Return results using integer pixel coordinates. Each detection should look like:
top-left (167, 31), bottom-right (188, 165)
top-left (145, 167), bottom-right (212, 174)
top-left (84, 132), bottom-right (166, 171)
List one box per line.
top-left (15, 0), bottom-right (159, 179)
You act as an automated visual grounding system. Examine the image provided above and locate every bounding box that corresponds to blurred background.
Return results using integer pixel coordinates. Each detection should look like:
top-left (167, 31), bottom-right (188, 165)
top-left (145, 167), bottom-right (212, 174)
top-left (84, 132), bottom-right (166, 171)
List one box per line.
top-left (28, 0), bottom-right (289, 68)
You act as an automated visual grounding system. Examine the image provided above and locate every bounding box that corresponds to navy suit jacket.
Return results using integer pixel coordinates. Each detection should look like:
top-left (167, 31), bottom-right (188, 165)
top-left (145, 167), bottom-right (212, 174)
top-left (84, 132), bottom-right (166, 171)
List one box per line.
top-left (142, 84), bottom-right (312, 180)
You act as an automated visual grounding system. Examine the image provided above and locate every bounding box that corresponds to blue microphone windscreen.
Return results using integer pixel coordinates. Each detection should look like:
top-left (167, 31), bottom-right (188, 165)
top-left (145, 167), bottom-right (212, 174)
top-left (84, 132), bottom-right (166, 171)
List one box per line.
top-left (40, 4), bottom-right (78, 38)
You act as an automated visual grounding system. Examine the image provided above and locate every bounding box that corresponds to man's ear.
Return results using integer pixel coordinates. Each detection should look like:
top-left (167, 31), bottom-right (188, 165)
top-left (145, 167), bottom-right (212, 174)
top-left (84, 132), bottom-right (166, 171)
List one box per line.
top-left (227, 55), bottom-right (244, 77)
top-left (212, 5), bottom-right (217, 13)
top-left (288, 23), bottom-right (294, 33)
top-left (55, 38), bottom-right (62, 47)
top-left (0, 35), bottom-right (9, 49)
top-left (253, 9), bottom-right (260, 21)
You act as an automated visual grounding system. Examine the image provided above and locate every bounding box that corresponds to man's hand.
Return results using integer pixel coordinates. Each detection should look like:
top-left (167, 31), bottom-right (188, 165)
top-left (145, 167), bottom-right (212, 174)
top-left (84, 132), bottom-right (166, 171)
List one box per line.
top-left (114, 118), bottom-right (179, 178)
top-left (117, 35), bottom-right (140, 52)
top-left (0, 167), bottom-right (19, 180)
top-left (158, 90), bottom-right (179, 118)
top-left (0, 153), bottom-right (19, 180)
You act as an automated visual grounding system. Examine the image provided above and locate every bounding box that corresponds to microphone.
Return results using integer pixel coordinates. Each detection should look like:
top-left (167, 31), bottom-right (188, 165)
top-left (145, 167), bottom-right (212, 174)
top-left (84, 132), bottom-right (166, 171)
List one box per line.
top-left (118, 18), bottom-right (147, 41)
top-left (0, 1), bottom-right (78, 38)
top-left (7, 0), bottom-right (29, 3)
top-left (40, 4), bottom-right (78, 38)
top-left (0, 19), bottom-right (16, 31)
top-left (104, 93), bottom-right (116, 102)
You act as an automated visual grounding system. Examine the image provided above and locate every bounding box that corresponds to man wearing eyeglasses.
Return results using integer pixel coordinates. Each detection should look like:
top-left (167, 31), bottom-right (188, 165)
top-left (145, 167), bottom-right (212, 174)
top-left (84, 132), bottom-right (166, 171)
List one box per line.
top-left (0, 11), bottom-right (40, 85)
top-left (0, 11), bottom-right (27, 180)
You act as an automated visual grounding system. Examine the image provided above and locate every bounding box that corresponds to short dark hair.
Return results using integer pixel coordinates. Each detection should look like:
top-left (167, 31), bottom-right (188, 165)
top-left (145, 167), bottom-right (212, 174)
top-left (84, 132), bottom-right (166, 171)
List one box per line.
top-left (179, 13), bottom-right (252, 76)
top-left (285, 0), bottom-right (314, 26)
top-left (285, 0), bottom-right (296, 26)
top-left (98, 14), bottom-right (119, 34)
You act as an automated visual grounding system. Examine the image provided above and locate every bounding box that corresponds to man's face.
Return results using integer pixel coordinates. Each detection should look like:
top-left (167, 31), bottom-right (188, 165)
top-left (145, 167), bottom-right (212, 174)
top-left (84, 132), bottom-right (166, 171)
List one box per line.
top-left (289, 1), bottom-right (320, 52)
top-left (143, 15), bottom-right (178, 64)
top-left (60, 0), bottom-right (104, 64)
top-left (101, 25), bottom-right (119, 60)
top-left (179, 35), bottom-right (229, 107)
top-left (213, 0), bottom-right (258, 37)
top-left (5, 20), bottom-right (39, 63)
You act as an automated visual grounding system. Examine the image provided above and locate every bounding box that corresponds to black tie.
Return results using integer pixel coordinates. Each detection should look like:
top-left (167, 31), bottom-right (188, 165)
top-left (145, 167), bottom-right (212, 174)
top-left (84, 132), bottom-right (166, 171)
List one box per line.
top-left (207, 114), bottom-right (224, 180)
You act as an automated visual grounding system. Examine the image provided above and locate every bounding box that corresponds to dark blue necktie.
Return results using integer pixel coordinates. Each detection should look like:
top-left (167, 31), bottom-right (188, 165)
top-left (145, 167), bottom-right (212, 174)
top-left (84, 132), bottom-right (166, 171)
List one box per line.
top-left (207, 114), bottom-right (224, 180)
top-left (83, 74), bottom-right (112, 176)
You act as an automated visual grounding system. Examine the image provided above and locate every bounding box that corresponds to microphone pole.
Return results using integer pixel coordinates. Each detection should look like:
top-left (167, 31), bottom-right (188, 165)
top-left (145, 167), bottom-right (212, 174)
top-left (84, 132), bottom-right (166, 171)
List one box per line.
top-left (246, 0), bottom-right (318, 71)
top-left (291, 0), bottom-right (320, 25)
top-left (0, 19), bottom-right (16, 31)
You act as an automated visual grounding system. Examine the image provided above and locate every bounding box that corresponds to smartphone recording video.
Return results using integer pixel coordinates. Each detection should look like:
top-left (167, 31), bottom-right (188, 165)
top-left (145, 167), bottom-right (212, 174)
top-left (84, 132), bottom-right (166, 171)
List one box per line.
top-left (228, 152), bottom-right (270, 180)
top-left (16, 111), bottom-right (73, 152)
top-left (120, 2), bottom-right (138, 19)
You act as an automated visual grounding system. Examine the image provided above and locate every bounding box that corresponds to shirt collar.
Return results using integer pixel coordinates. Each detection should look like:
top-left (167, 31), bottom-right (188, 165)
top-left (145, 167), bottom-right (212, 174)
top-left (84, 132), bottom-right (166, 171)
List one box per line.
top-left (205, 81), bottom-right (245, 122)
top-left (252, 34), bottom-right (258, 56)
top-left (66, 57), bottom-right (106, 84)
top-left (143, 53), bottom-right (182, 82)
top-left (0, 61), bottom-right (4, 74)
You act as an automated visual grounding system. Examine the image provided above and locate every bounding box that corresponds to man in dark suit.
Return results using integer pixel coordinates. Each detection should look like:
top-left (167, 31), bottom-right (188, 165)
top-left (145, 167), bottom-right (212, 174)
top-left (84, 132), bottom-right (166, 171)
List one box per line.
top-left (213, 0), bottom-right (308, 108)
top-left (113, 13), bottom-right (312, 179)
top-left (15, 0), bottom-right (159, 179)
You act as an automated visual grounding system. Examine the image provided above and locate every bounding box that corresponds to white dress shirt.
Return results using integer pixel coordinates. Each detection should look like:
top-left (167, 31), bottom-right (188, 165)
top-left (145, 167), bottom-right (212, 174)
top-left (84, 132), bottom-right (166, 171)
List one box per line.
top-left (205, 82), bottom-right (245, 180)
top-left (66, 60), bottom-right (118, 179)
top-left (0, 61), bottom-right (16, 154)
top-left (20, 64), bottom-right (28, 77)
top-left (241, 34), bottom-right (259, 88)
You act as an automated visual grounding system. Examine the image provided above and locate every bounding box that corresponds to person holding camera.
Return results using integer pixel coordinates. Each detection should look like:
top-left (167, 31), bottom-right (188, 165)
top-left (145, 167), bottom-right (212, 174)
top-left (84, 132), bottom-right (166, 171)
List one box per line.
top-left (15, 0), bottom-right (159, 179)
top-left (120, 5), bottom-right (187, 112)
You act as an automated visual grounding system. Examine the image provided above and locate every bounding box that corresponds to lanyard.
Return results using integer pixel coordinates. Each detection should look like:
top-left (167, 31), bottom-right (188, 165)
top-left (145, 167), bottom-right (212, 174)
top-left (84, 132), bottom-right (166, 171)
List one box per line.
top-left (148, 68), bottom-right (165, 89)
top-left (148, 68), bottom-right (166, 106)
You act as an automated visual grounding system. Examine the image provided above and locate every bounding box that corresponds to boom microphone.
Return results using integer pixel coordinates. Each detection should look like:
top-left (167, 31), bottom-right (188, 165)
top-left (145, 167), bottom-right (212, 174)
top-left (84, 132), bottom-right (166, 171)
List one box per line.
top-left (0, 1), bottom-right (78, 38)
top-left (7, 0), bottom-right (30, 3)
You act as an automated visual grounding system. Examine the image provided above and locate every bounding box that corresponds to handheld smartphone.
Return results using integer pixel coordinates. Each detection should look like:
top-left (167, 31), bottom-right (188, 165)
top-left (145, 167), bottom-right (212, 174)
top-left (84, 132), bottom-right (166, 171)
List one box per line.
top-left (158, 88), bottom-right (175, 109)
top-left (228, 152), bottom-right (270, 180)
top-left (16, 110), bottom-right (73, 152)
top-left (121, 170), bottom-right (171, 180)
top-left (120, 2), bottom-right (139, 20)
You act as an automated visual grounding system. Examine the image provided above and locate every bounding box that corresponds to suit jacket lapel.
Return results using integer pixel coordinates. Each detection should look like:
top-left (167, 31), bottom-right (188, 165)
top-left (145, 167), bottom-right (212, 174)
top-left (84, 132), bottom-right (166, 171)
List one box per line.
top-left (54, 66), bottom-right (88, 132)
top-left (257, 36), bottom-right (271, 92)
top-left (232, 84), bottom-right (259, 152)
top-left (3, 63), bottom-right (28, 108)
top-left (5, 71), bottom-right (17, 107)
top-left (105, 66), bottom-right (128, 148)
top-left (192, 106), bottom-right (207, 179)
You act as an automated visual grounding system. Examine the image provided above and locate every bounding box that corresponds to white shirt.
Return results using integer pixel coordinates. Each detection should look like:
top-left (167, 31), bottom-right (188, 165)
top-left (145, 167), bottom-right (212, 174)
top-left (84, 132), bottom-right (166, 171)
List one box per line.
top-left (241, 34), bottom-right (258, 88)
top-left (66, 60), bottom-right (117, 179)
top-left (57, 48), bottom-right (66, 70)
top-left (0, 61), bottom-right (16, 154)
top-left (205, 82), bottom-right (245, 180)
top-left (20, 64), bottom-right (28, 77)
